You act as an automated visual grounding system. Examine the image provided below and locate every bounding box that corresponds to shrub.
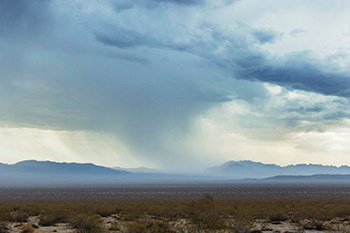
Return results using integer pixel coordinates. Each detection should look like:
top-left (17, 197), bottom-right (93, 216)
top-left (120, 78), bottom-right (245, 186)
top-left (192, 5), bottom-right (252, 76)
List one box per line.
top-left (299, 219), bottom-right (325, 230)
top-left (0, 222), bottom-right (9, 233)
top-left (39, 214), bottom-right (62, 226)
top-left (232, 219), bottom-right (253, 233)
top-left (70, 214), bottom-right (106, 233)
top-left (109, 222), bottom-right (120, 231)
top-left (269, 213), bottom-right (288, 222)
top-left (126, 220), bottom-right (174, 233)
top-left (20, 223), bottom-right (35, 233)
top-left (126, 221), bottom-right (148, 233)
top-left (148, 221), bottom-right (174, 233)
top-left (11, 211), bottom-right (29, 222)
top-left (0, 209), bottom-right (11, 222)
top-left (95, 207), bottom-right (115, 217)
top-left (231, 213), bottom-right (253, 233)
top-left (188, 194), bottom-right (226, 232)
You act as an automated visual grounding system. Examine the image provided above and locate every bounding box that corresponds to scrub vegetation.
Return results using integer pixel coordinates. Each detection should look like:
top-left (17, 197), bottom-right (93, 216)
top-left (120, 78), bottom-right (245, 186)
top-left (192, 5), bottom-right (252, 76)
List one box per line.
top-left (2, 194), bottom-right (350, 232)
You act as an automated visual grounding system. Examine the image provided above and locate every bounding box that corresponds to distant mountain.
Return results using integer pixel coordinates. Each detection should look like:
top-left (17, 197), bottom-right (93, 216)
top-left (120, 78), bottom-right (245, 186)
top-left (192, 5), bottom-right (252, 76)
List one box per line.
top-left (0, 160), bottom-right (211, 187)
top-left (206, 160), bottom-right (350, 179)
top-left (264, 174), bottom-right (350, 183)
top-left (0, 160), bottom-right (129, 175)
top-left (113, 166), bottom-right (162, 174)
top-left (0, 160), bottom-right (130, 187)
top-left (2, 159), bottom-right (350, 187)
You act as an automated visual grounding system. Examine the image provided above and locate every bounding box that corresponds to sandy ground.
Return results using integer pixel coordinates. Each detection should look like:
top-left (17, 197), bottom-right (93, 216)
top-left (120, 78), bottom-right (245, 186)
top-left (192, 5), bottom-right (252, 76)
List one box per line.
top-left (3, 215), bottom-right (350, 232)
top-left (7, 216), bottom-right (74, 233)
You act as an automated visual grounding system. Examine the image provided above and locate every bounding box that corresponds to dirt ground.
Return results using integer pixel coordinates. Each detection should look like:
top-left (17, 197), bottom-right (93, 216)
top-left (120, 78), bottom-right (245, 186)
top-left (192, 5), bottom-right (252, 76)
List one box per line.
top-left (3, 215), bottom-right (350, 233)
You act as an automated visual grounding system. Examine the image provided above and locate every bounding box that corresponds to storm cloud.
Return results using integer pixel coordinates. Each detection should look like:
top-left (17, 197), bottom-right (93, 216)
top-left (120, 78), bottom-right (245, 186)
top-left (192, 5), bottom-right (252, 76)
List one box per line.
top-left (0, 0), bottom-right (53, 36)
top-left (94, 5), bottom-right (350, 99)
top-left (1, 0), bottom-right (350, 169)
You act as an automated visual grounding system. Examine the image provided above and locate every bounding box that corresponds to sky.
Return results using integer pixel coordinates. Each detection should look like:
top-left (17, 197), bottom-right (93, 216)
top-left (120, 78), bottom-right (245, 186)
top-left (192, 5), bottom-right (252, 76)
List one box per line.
top-left (1, 0), bottom-right (350, 172)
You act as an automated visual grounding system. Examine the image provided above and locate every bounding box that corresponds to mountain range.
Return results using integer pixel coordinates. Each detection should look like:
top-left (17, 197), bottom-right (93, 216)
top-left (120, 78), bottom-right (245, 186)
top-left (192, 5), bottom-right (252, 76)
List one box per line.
top-left (207, 160), bottom-right (350, 179)
top-left (0, 160), bottom-right (128, 175)
top-left (0, 160), bottom-right (130, 187)
top-left (1, 160), bottom-right (350, 187)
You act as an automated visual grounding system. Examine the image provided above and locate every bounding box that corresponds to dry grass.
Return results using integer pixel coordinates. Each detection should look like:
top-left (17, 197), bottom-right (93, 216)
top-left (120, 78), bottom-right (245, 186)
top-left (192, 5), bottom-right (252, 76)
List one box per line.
top-left (2, 195), bottom-right (350, 232)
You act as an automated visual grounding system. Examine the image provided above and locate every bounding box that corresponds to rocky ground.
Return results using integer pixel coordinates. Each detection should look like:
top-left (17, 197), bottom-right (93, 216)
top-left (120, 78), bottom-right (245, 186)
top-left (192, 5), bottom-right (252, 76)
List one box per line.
top-left (2, 215), bottom-right (350, 233)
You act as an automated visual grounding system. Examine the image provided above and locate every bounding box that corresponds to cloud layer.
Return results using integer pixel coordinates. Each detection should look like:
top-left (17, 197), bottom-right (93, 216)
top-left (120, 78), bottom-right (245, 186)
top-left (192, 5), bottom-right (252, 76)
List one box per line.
top-left (1, 0), bottom-right (350, 170)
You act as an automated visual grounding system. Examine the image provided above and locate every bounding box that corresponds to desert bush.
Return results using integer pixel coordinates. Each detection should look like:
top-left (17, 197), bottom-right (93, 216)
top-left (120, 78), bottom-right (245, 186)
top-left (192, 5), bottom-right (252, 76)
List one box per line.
top-left (0, 206), bottom-right (11, 223)
top-left (298, 219), bottom-right (326, 230)
top-left (20, 223), bottom-right (35, 233)
top-left (94, 205), bottom-right (117, 217)
top-left (126, 221), bottom-right (148, 233)
top-left (4, 195), bottom-right (350, 233)
top-left (126, 220), bottom-right (173, 233)
top-left (11, 211), bottom-right (29, 222)
top-left (0, 222), bottom-right (9, 233)
top-left (188, 194), bottom-right (226, 232)
top-left (39, 214), bottom-right (62, 226)
top-left (148, 221), bottom-right (174, 233)
top-left (70, 214), bottom-right (106, 233)
top-left (269, 212), bottom-right (288, 222)
top-left (231, 212), bottom-right (254, 233)
top-left (109, 222), bottom-right (120, 231)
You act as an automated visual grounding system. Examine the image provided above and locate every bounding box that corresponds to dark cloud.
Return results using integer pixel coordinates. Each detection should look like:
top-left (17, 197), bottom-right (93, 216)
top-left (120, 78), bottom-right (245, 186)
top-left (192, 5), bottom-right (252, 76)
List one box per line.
top-left (112, 0), bottom-right (204, 12)
top-left (0, 0), bottom-right (52, 36)
top-left (94, 24), bottom-right (188, 51)
top-left (95, 17), bottom-right (350, 99)
top-left (104, 51), bottom-right (150, 64)
top-left (242, 52), bottom-right (350, 98)
top-left (94, 29), bottom-right (148, 48)
top-left (1, 0), bottom-right (350, 167)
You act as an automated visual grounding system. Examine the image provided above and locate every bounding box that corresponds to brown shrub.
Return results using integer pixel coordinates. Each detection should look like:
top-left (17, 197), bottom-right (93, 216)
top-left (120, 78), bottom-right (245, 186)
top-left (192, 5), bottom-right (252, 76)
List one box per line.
top-left (0, 222), bottom-right (9, 233)
top-left (11, 211), bottom-right (29, 222)
top-left (126, 220), bottom-right (173, 233)
top-left (20, 223), bottom-right (35, 233)
top-left (109, 222), bottom-right (120, 231)
top-left (269, 213), bottom-right (288, 222)
top-left (39, 214), bottom-right (61, 226)
top-left (70, 214), bottom-right (106, 233)
top-left (126, 221), bottom-right (148, 233)
top-left (188, 194), bottom-right (227, 232)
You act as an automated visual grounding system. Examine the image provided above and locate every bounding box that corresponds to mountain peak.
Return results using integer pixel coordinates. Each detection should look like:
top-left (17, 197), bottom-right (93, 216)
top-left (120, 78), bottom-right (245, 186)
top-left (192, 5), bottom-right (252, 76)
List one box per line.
top-left (207, 160), bottom-right (350, 179)
top-left (4, 160), bottom-right (129, 175)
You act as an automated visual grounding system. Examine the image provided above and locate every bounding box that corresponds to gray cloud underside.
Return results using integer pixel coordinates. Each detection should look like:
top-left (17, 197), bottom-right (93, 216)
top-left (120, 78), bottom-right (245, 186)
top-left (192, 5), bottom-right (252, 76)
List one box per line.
top-left (1, 0), bottom-right (350, 166)
top-left (242, 53), bottom-right (350, 98)
top-left (0, 0), bottom-right (232, 165)
top-left (0, 0), bottom-right (52, 37)
top-left (95, 20), bottom-right (350, 99)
